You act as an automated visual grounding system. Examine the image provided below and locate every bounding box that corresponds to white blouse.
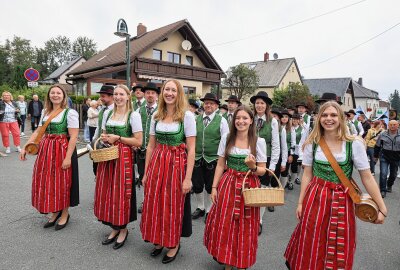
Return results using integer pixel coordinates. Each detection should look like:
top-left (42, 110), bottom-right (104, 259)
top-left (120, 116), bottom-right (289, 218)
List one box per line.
top-left (149, 111), bottom-right (196, 137)
top-left (102, 110), bottom-right (142, 133)
top-left (217, 133), bottom-right (267, 162)
top-left (39, 109), bottom-right (79, 129)
top-left (302, 139), bottom-right (370, 171)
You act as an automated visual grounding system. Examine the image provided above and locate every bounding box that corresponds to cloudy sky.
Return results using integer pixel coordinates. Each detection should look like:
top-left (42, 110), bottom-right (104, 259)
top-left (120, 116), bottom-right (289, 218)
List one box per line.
top-left (1, 0), bottom-right (399, 99)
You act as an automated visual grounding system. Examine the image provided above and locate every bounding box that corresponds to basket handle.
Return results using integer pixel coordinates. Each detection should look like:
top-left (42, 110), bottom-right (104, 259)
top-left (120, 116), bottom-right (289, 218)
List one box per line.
top-left (93, 137), bottom-right (101, 151)
top-left (241, 167), bottom-right (282, 193)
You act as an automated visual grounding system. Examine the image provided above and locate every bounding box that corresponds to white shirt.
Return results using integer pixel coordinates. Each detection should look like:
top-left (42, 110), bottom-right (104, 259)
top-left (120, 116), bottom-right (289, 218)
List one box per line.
top-left (351, 119), bottom-right (364, 136)
top-left (102, 110), bottom-right (143, 134)
top-left (203, 110), bottom-right (229, 136)
top-left (135, 102), bottom-right (157, 113)
top-left (92, 103), bottom-right (114, 141)
top-left (149, 111), bottom-right (196, 137)
top-left (217, 133), bottom-right (267, 162)
top-left (39, 109), bottom-right (79, 128)
top-left (87, 107), bottom-right (99, 127)
top-left (255, 115), bottom-right (280, 170)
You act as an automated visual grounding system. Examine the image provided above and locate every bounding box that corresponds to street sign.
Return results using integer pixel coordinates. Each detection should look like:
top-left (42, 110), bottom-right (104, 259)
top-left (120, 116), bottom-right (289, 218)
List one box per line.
top-left (28, 81), bottom-right (38, 87)
top-left (24, 68), bottom-right (40, 82)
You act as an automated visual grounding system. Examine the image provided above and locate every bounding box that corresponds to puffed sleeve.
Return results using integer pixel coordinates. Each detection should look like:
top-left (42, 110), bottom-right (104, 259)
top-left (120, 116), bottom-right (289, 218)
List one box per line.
top-left (184, 111), bottom-right (196, 137)
top-left (352, 139), bottom-right (370, 171)
top-left (149, 114), bottom-right (156, 135)
top-left (67, 109), bottom-right (79, 128)
top-left (302, 143), bottom-right (313, 167)
top-left (217, 133), bottom-right (228, 157)
top-left (101, 110), bottom-right (111, 131)
top-left (38, 109), bottom-right (46, 127)
top-left (256, 137), bottom-right (267, 162)
top-left (130, 111), bottom-right (143, 133)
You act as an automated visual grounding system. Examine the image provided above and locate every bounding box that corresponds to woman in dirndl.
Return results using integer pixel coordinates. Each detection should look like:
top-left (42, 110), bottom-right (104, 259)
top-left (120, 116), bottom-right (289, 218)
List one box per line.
top-left (279, 109), bottom-right (296, 190)
top-left (94, 84), bottom-right (143, 250)
top-left (140, 79), bottom-right (196, 264)
top-left (204, 106), bottom-right (267, 270)
top-left (20, 84), bottom-right (79, 230)
top-left (284, 101), bottom-right (387, 270)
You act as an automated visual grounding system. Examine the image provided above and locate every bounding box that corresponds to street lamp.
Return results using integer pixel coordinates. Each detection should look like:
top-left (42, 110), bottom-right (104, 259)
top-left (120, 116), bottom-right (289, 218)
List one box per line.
top-left (114, 18), bottom-right (131, 88)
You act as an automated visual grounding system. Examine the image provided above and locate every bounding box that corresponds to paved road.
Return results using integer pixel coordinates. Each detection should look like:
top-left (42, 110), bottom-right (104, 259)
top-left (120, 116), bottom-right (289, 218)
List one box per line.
top-left (1, 135), bottom-right (399, 269)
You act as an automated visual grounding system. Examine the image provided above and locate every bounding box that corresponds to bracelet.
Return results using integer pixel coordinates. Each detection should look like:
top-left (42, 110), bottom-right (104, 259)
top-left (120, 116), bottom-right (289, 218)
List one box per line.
top-left (379, 209), bottom-right (387, 217)
top-left (212, 186), bottom-right (218, 189)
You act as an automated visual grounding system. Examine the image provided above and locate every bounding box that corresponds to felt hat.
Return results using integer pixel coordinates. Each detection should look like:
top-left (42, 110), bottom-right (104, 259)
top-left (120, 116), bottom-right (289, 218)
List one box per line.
top-left (97, 85), bottom-right (115, 95)
top-left (200, 93), bottom-right (220, 105)
top-left (249, 91), bottom-right (273, 105)
top-left (225, 95), bottom-right (241, 105)
top-left (315, 92), bottom-right (343, 105)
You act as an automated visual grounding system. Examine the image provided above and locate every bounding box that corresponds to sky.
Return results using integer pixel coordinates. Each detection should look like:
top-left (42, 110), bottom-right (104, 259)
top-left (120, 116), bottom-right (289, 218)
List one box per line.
top-left (1, 0), bottom-right (399, 100)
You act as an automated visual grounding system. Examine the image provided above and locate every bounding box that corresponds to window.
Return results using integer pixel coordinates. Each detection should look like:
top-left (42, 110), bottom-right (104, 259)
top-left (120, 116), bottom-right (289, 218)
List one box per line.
top-left (183, 86), bottom-right (196, 95)
top-left (185, 56), bottom-right (193, 66)
top-left (167, 52), bottom-right (181, 64)
top-left (152, 49), bottom-right (162, 60)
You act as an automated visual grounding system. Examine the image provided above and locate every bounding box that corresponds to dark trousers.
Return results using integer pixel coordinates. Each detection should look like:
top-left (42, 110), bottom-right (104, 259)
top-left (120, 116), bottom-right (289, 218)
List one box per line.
top-left (379, 154), bottom-right (399, 191)
top-left (366, 147), bottom-right (376, 174)
top-left (89, 126), bottom-right (97, 142)
top-left (192, 158), bottom-right (217, 194)
top-left (20, 115), bottom-right (26, 132)
top-left (136, 149), bottom-right (146, 182)
top-left (281, 153), bottom-right (292, 177)
top-left (260, 156), bottom-right (282, 187)
top-left (31, 116), bottom-right (40, 131)
top-left (290, 154), bottom-right (299, 173)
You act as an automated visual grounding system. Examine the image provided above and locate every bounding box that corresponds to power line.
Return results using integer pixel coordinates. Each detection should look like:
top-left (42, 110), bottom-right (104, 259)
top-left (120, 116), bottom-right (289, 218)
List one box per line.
top-left (303, 21), bottom-right (400, 69)
top-left (209, 0), bottom-right (368, 47)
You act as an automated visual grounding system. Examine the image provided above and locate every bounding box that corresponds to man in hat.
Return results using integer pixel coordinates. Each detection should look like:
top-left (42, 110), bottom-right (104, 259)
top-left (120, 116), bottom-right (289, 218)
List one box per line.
top-left (315, 92), bottom-right (343, 106)
top-left (223, 95), bottom-right (241, 124)
top-left (359, 114), bottom-right (371, 139)
top-left (287, 106), bottom-right (296, 116)
top-left (219, 104), bottom-right (228, 116)
top-left (188, 99), bottom-right (200, 115)
top-left (345, 112), bottom-right (358, 135)
top-left (192, 93), bottom-right (229, 221)
top-left (346, 109), bottom-right (364, 136)
top-left (132, 83), bottom-right (146, 111)
top-left (136, 82), bottom-right (160, 213)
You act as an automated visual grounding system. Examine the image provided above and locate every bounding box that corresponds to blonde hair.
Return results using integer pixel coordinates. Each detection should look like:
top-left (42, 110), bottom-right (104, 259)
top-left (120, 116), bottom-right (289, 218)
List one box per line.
top-left (1, 91), bottom-right (13, 100)
top-left (154, 79), bottom-right (187, 122)
top-left (44, 84), bottom-right (68, 113)
top-left (18, 95), bottom-right (25, 100)
top-left (112, 85), bottom-right (133, 118)
top-left (304, 101), bottom-right (354, 148)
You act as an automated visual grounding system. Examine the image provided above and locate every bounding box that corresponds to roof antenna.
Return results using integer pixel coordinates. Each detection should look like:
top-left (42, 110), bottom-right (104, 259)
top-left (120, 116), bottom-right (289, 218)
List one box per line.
top-left (273, 53), bottom-right (278, 60)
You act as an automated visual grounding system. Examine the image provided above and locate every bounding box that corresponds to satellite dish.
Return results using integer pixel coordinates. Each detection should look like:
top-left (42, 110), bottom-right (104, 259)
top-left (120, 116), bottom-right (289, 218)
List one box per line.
top-left (181, 40), bottom-right (192, 51)
top-left (273, 53), bottom-right (278, 60)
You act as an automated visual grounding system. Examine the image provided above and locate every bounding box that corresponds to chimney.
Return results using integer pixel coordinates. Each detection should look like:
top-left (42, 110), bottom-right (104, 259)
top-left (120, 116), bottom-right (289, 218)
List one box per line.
top-left (264, 52), bottom-right (269, 62)
top-left (358, 77), bottom-right (363, 86)
top-left (137, 23), bottom-right (147, 36)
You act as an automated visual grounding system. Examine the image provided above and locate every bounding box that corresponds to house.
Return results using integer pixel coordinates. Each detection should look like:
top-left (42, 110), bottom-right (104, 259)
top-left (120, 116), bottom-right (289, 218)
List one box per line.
top-left (42, 56), bottom-right (86, 85)
top-left (352, 78), bottom-right (380, 118)
top-left (303, 78), bottom-right (356, 111)
top-left (66, 19), bottom-right (224, 96)
top-left (222, 52), bottom-right (303, 104)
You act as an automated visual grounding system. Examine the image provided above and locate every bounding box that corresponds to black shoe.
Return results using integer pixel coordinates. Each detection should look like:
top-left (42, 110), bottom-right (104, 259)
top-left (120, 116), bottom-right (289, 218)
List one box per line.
top-left (387, 186), bottom-right (392, 193)
top-left (295, 178), bottom-right (300, 185)
top-left (192, 208), bottom-right (205, 219)
top-left (43, 212), bottom-right (62, 228)
top-left (102, 231), bottom-right (120, 245)
top-left (162, 244), bottom-right (181, 264)
top-left (138, 202), bottom-right (143, 214)
top-left (55, 214), bottom-right (70, 231)
top-left (288, 182), bottom-right (294, 190)
top-left (381, 191), bottom-right (386, 198)
top-left (150, 246), bottom-right (164, 257)
top-left (204, 213), bottom-right (208, 224)
top-left (113, 230), bottom-right (129, 250)
top-left (258, 224), bottom-right (262, 236)
top-left (267, 206), bottom-right (275, 212)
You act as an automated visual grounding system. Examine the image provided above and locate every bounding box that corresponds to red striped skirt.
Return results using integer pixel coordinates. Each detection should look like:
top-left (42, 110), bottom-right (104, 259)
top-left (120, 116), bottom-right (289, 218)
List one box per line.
top-left (204, 168), bottom-right (260, 269)
top-left (285, 176), bottom-right (356, 270)
top-left (94, 142), bottom-right (134, 226)
top-left (32, 134), bottom-right (71, 213)
top-left (140, 143), bottom-right (187, 248)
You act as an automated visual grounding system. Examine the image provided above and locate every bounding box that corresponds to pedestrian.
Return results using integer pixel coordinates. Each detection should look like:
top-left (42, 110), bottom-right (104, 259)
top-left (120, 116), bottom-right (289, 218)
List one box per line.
top-left (359, 114), bottom-right (371, 138)
top-left (0, 91), bottom-right (21, 153)
top-left (192, 93), bottom-right (229, 222)
top-left (188, 98), bottom-right (199, 115)
top-left (94, 84), bottom-right (143, 250)
top-left (132, 83), bottom-right (146, 111)
top-left (19, 84), bottom-right (80, 230)
top-left (28, 94), bottom-right (43, 132)
top-left (279, 109), bottom-right (296, 190)
top-left (204, 106), bottom-right (267, 270)
top-left (82, 97), bottom-right (91, 142)
top-left (140, 79), bottom-right (195, 264)
top-left (87, 100), bottom-right (99, 142)
top-left (284, 101), bottom-right (387, 270)
top-left (250, 91), bottom-right (280, 231)
top-left (16, 95), bottom-right (27, 136)
top-left (223, 95), bottom-right (241, 124)
top-left (289, 114), bottom-right (303, 187)
top-left (219, 104), bottom-right (228, 116)
top-left (374, 120), bottom-right (400, 198)
top-left (365, 120), bottom-right (383, 176)
top-left (346, 109), bottom-right (364, 136)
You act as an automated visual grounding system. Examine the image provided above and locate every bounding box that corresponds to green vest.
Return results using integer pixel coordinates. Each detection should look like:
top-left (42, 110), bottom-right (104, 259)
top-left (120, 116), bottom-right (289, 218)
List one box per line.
top-left (155, 122), bottom-right (185, 146)
top-left (96, 106), bottom-right (107, 138)
top-left (139, 105), bottom-right (158, 149)
top-left (284, 126), bottom-right (291, 151)
top-left (353, 119), bottom-right (360, 133)
top-left (227, 154), bottom-right (248, 172)
top-left (195, 113), bottom-right (222, 162)
top-left (44, 109), bottom-right (69, 135)
top-left (105, 110), bottom-right (133, 137)
top-left (257, 118), bottom-right (272, 157)
top-left (303, 114), bottom-right (309, 125)
top-left (313, 141), bottom-right (353, 184)
top-left (133, 99), bottom-right (147, 111)
top-left (223, 112), bottom-right (234, 124)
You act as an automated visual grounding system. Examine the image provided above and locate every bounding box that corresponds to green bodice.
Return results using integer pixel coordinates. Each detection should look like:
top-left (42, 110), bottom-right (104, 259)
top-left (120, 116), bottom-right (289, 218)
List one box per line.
top-left (295, 126), bottom-right (302, 144)
top-left (195, 114), bottom-right (222, 162)
top-left (44, 109), bottom-right (69, 135)
top-left (155, 121), bottom-right (185, 146)
top-left (139, 106), bottom-right (157, 149)
top-left (227, 154), bottom-right (248, 172)
top-left (313, 141), bottom-right (353, 184)
top-left (258, 118), bottom-right (272, 156)
top-left (105, 110), bottom-right (133, 137)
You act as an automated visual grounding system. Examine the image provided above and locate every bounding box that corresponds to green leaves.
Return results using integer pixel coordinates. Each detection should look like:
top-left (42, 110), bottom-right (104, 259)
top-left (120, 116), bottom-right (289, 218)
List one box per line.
top-left (223, 64), bottom-right (259, 100)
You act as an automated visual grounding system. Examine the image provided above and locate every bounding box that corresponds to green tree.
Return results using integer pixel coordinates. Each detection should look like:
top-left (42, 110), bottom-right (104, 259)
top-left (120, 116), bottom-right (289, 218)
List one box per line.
top-left (0, 45), bottom-right (11, 84)
top-left (72, 36), bottom-right (97, 60)
top-left (10, 64), bottom-right (30, 88)
top-left (44, 35), bottom-right (72, 72)
top-left (273, 82), bottom-right (316, 111)
top-left (5, 36), bottom-right (36, 66)
top-left (389, 89), bottom-right (400, 113)
top-left (223, 64), bottom-right (259, 100)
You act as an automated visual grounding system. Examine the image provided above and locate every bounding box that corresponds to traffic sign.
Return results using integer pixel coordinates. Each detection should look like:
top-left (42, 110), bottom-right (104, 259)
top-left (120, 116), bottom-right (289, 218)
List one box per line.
top-left (28, 81), bottom-right (39, 87)
top-left (24, 68), bottom-right (40, 82)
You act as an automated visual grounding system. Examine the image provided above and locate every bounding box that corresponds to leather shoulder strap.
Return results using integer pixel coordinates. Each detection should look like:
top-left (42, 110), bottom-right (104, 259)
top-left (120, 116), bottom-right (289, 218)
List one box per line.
top-left (34, 108), bottom-right (64, 144)
top-left (319, 137), bottom-right (361, 203)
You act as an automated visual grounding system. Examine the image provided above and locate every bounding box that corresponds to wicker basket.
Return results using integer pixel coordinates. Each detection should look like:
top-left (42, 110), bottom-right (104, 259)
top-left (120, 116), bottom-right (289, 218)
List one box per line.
top-left (90, 138), bottom-right (119, 163)
top-left (242, 168), bottom-right (285, 207)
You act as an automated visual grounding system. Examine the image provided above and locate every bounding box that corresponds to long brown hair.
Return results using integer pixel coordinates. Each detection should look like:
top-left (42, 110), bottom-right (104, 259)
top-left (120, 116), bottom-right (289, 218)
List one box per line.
top-left (44, 84), bottom-right (68, 113)
top-left (154, 79), bottom-right (187, 122)
top-left (252, 98), bottom-right (271, 123)
top-left (225, 106), bottom-right (257, 157)
top-left (281, 114), bottom-right (292, 133)
top-left (304, 101), bottom-right (354, 148)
